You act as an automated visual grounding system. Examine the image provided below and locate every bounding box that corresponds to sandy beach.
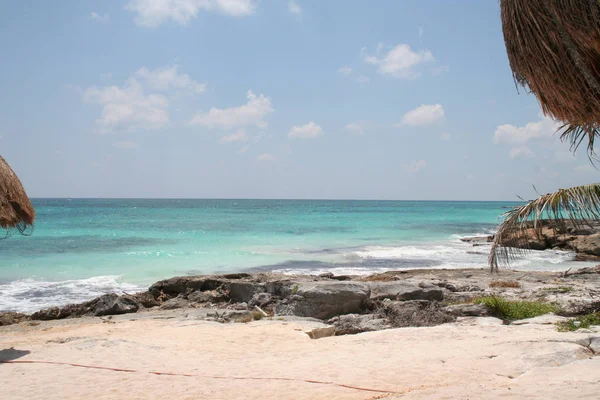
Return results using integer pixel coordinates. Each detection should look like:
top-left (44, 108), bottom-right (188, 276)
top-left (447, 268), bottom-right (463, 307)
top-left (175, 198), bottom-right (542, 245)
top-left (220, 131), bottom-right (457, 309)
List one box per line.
top-left (2, 305), bottom-right (600, 399)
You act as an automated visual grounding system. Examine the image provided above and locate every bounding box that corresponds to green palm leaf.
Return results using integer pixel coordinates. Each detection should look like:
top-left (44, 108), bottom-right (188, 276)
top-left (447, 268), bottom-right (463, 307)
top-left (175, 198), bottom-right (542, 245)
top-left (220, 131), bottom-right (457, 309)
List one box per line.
top-left (489, 183), bottom-right (600, 271)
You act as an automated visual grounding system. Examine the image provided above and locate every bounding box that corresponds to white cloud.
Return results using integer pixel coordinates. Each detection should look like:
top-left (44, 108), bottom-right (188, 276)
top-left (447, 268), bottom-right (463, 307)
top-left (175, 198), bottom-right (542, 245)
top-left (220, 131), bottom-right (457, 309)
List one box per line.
top-left (338, 66), bottom-right (352, 76)
top-left (408, 160), bottom-right (427, 173)
top-left (113, 141), bottom-right (139, 149)
top-left (509, 146), bottom-right (534, 159)
top-left (493, 115), bottom-right (560, 145)
top-left (288, 121), bottom-right (323, 139)
top-left (126, 0), bottom-right (256, 27)
top-left (257, 153), bottom-right (276, 162)
top-left (190, 90), bottom-right (274, 129)
top-left (84, 78), bottom-right (169, 132)
top-left (344, 121), bottom-right (366, 135)
top-left (362, 43), bottom-right (434, 79)
top-left (91, 12), bottom-right (110, 22)
top-left (574, 164), bottom-right (597, 173)
top-left (220, 129), bottom-right (248, 143)
top-left (399, 104), bottom-right (445, 126)
top-left (135, 66), bottom-right (206, 93)
top-left (288, 1), bottom-right (302, 15)
top-left (440, 132), bottom-right (451, 141)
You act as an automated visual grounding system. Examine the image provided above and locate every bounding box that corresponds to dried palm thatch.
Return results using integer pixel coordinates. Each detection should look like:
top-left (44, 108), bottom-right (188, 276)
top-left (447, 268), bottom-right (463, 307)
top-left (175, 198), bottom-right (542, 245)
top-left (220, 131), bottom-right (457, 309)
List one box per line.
top-left (490, 184), bottom-right (600, 271)
top-left (491, 1), bottom-right (600, 270)
top-left (0, 155), bottom-right (35, 237)
top-left (501, 0), bottom-right (600, 156)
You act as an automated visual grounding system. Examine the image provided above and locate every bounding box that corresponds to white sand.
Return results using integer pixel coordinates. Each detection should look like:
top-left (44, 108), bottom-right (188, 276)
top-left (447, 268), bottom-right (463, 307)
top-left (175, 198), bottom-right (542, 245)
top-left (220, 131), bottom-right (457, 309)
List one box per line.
top-left (1, 313), bottom-right (600, 399)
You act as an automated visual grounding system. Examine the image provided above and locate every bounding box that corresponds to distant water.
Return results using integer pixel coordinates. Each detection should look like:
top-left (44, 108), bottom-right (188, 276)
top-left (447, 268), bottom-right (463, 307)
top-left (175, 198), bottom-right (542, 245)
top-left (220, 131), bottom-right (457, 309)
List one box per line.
top-left (0, 199), bottom-right (592, 312)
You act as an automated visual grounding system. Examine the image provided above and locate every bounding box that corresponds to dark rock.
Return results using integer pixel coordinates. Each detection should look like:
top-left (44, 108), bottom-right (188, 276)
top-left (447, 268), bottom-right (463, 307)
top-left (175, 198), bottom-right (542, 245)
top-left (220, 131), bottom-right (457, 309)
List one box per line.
top-left (222, 273), bottom-right (251, 280)
top-left (318, 272), bottom-right (334, 279)
top-left (133, 292), bottom-right (159, 308)
top-left (369, 282), bottom-right (444, 301)
top-left (159, 297), bottom-right (190, 310)
top-left (328, 314), bottom-right (390, 335)
top-left (227, 282), bottom-right (265, 303)
top-left (92, 294), bottom-right (140, 316)
top-left (277, 282), bottom-right (370, 320)
top-left (149, 276), bottom-right (208, 297)
top-left (187, 289), bottom-right (227, 304)
top-left (0, 312), bottom-right (30, 326)
top-left (248, 292), bottom-right (273, 308)
top-left (31, 307), bottom-right (63, 321)
top-left (378, 300), bottom-right (456, 327)
top-left (460, 235), bottom-right (493, 244)
top-left (444, 303), bottom-right (489, 317)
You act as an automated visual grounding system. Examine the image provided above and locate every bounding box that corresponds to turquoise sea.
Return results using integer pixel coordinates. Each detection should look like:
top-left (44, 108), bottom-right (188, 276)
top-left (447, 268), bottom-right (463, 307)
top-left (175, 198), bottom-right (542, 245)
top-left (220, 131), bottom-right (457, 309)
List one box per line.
top-left (0, 199), bottom-right (591, 312)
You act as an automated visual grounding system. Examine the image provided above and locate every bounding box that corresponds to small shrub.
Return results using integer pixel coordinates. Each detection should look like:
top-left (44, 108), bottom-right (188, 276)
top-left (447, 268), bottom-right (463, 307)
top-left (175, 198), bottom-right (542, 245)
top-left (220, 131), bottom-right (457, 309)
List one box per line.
top-left (475, 295), bottom-right (559, 320)
top-left (292, 284), bottom-right (300, 295)
top-left (557, 312), bottom-right (600, 332)
top-left (542, 286), bottom-right (574, 293)
top-left (489, 280), bottom-right (521, 289)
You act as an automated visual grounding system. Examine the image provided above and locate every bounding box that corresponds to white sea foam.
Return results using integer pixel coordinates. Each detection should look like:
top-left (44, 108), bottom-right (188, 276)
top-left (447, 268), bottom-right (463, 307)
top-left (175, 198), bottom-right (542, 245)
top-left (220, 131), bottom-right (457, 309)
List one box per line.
top-left (0, 276), bottom-right (144, 313)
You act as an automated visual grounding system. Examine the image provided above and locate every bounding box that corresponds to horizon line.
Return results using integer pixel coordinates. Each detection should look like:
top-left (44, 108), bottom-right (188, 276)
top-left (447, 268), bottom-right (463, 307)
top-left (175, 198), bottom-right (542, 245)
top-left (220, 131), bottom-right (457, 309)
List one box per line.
top-left (29, 197), bottom-right (526, 202)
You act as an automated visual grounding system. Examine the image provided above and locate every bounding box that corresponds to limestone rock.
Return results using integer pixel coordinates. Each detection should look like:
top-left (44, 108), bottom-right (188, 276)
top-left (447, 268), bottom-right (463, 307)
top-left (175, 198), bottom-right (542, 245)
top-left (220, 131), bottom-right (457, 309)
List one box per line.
top-left (305, 326), bottom-right (336, 339)
top-left (159, 297), bottom-right (189, 311)
top-left (444, 303), bottom-right (489, 317)
top-left (328, 314), bottom-right (390, 335)
top-left (368, 281), bottom-right (444, 301)
top-left (93, 294), bottom-right (140, 316)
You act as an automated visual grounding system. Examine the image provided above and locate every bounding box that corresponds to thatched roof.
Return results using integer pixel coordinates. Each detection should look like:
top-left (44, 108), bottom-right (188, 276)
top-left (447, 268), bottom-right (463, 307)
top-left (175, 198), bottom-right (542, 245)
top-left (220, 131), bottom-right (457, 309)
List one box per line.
top-left (0, 155), bottom-right (35, 235)
top-left (501, 0), bottom-right (600, 154)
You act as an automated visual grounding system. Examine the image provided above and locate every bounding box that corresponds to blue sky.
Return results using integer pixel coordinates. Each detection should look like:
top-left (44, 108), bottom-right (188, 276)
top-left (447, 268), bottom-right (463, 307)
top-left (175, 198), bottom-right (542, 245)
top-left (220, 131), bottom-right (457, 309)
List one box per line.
top-left (0, 0), bottom-right (596, 200)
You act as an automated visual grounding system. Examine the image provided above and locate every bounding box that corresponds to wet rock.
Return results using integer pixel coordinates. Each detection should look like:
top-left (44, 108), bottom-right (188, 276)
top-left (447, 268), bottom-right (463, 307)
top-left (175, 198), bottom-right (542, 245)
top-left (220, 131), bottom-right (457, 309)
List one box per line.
top-left (328, 314), bottom-right (390, 335)
top-left (31, 307), bottom-right (65, 321)
top-left (93, 294), bottom-right (140, 316)
top-left (0, 312), bottom-right (30, 326)
top-left (133, 292), bottom-right (160, 308)
top-left (159, 297), bottom-right (190, 311)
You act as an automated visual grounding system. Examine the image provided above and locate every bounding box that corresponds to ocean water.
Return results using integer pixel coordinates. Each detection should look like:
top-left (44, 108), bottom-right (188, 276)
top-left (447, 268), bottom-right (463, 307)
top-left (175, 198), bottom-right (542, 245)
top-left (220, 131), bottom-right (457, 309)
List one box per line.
top-left (0, 199), bottom-right (592, 313)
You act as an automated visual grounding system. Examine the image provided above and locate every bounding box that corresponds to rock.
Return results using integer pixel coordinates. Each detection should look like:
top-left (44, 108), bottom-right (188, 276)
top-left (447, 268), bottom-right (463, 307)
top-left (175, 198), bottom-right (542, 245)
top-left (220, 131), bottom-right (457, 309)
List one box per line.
top-left (318, 272), bottom-right (334, 279)
top-left (149, 276), bottom-right (208, 297)
top-left (577, 336), bottom-right (600, 353)
top-left (0, 312), bottom-right (30, 326)
top-left (328, 314), bottom-right (390, 335)
top-left (511, 314), bottom-right (568, 325)
top-left (369, 281), bottom-right (444, 301)
top-left (460, 235), bottom-right (493, 244)
top-left (227, 282), bottom-right (265, 303)
top-left (133, 292), bottom-right (159, 308)
top-left (567, 234), bottom-right (600, 256)
top-left (379, 300), bottom-right (456, 327)
top-left (305, 326), bottom-right (336, 339)
top-left (92, 294), bottom-right (140, 316)
top-left (232, 302), bottom-right (248, 311)
top-left (31, 307), bottom-right (64, 321)
top-left (574, 254), bottom-right (600, 261)
top-left (444, 303), bottom-right (489, 317)
top-left (159, 297), bottom-right (189, 311)
top-left (279, 282), bottom-right (370, 320)
top-left (567, 266), bottom-right (600, 276)
top-left (248, 292), bottom-right (273, 308)
top-left (187, 289), bottom-right (226, 304)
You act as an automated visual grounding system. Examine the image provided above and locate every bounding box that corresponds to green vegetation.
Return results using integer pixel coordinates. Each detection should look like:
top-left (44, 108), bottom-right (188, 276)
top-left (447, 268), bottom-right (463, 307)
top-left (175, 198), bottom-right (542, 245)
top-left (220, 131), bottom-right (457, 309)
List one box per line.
top-left (475, 295), bottom-right (559, 321)
top-left (557, 312), bottom-right (600, 332)
top-left (542, 286), bottom-right (574, 293)
top-left (292, 283), bottom-right (300, 295)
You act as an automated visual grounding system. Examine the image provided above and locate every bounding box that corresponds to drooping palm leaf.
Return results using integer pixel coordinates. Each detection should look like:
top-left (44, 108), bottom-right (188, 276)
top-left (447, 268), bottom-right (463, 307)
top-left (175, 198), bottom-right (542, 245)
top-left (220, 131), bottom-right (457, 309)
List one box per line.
top-left (489, 183), bottom-right (600, 271)
top-left (0, 155), bottom-right (35, 238)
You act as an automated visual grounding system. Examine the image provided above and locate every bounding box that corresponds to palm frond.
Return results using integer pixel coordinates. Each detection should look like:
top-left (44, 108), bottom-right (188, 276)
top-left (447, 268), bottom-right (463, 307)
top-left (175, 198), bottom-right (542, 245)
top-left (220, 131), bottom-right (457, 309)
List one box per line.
top-left (489, 183), bottom-right (600, 272)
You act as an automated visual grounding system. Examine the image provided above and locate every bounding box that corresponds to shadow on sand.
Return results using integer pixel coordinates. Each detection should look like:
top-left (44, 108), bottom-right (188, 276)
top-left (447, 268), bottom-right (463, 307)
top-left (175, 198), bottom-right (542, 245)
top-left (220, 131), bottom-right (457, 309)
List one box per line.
top-left (0, 348), bottom-right (30, 362)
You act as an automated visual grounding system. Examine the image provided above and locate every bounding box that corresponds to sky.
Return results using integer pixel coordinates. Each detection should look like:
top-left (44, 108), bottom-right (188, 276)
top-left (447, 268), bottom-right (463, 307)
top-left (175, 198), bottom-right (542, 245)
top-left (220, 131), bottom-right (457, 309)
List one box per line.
top-left (0, 0), bottom-right (597, 201)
